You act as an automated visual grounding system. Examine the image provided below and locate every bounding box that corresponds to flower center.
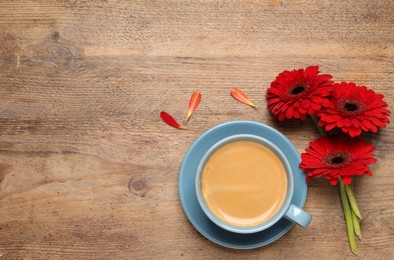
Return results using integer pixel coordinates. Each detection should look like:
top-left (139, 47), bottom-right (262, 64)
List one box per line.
top-left (338, 98), bottom-right (366, 116)
top-left (323, 151), bottom-right (351, 168)
top-left (344, 103), bottom-right (358, 112)
top-left (291, 85), bottom-right (306, 95)
top-left (331, 157), bottom-right (344, 164)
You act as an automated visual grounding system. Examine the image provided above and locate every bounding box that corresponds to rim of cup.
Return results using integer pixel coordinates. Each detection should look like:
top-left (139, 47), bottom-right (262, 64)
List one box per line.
top-left (195, 134), bottom-right (294, 234)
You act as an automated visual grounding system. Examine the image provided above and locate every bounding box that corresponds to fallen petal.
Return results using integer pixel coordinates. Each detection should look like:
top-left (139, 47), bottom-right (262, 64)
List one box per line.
top-left (160, 111), bottom-right (187, 129)
top-left (186, 91), bottom-right (201, 122)
top-left (230, 88), bottom-right (256, 108)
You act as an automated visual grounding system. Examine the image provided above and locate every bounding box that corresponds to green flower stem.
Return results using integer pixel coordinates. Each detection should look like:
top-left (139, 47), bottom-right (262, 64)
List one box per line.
top-left (311, 115), bottom-right (361, 254)
top-left (340, 179), bottom-right (358, 255)
top-left (349, 182), bottom-right (362, 239)
top-left (352, 208), bottom-right (362, 240)
top-left (345, 182), bottom-right (362, 220)
top-left (310, 115), bottom-right (327, 137)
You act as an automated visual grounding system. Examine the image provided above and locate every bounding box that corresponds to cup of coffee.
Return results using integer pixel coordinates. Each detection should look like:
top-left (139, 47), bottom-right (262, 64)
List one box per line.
top-left (195, 134), bottom-right (311, 234)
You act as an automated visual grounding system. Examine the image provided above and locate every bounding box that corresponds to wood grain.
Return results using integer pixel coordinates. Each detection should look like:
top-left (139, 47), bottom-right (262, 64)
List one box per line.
top-left (1, 0), bottom-right (393, 259)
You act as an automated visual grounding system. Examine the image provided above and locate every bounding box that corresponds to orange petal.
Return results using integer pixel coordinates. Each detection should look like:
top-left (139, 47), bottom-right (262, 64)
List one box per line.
top-left (230, 88), bottom-right (256, 108)
top-left (160, 111), bottom-right (187, 129)
top-left (186, 91), bottom-right (201, 122)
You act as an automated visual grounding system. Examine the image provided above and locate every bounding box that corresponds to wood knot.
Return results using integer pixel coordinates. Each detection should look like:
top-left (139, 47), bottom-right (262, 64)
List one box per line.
top-left (48, 44), bottom-right (76, 67)
top-left (51, 31), bottom-right (60, 42)
top-left (128, 177), bottom-right (149, 196)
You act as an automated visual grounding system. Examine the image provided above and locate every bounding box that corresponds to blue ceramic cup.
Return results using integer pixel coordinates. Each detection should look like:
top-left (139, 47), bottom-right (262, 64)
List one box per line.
top-left (195, 134), bottom-right (311, 234)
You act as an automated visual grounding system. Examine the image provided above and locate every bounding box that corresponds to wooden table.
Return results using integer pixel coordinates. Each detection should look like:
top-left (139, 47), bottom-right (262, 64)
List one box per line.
top-left (1, 1), bottom-right (393, 259)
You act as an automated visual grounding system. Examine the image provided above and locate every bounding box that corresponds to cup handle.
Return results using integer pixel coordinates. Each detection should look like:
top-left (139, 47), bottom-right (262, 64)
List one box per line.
top-left (283, 204), bottom-right (312, 228)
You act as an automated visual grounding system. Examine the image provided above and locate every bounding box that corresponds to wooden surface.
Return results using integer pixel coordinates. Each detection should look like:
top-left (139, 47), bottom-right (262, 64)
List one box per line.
top-left (1, 0), bottom-right (393, 259)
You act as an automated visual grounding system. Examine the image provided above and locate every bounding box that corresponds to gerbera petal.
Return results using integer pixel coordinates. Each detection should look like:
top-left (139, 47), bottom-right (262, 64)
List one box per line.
top-left (271, 102), bottom-right (284, 114)
top-left (304, 148), bottom-right (325, 159)
top-left (348, 128), bottom-right (356, 137)
top-left (280, 102), bottom-right (290, 113)
top-left (323, 114), bottom-right (340, 123)
top-left (310, 102), bottom-right (321, 111)
top-left (329, 178), bottom-right (339, 185)
top-left (368, 116), bottom-right (387, 127)
top-left (301, 99), bottom-right (310, 108)
top-left (267, 97), bottom-right (282, 106)
top-left (304, 65), bottom-right (319, 76)
top-left (298, 105), bottom-right (307, 114)
top-left (325, 123), bottom-right (337, 131)
top-left (293, 109), bottom-right (301, 118)
top-left (366, 108), bottom-right (391, 117)
top-left (344, 118), bottom-right (352, 127)
top-left (342, 127), bottom-right (351, 135)
top-left (286, 105), bottom-right (295, 119)
top-left (359, 117), bottom-right (373, 128)
top-left (341, 176), bottom-right (353, 185)
top-left (307, 107), bottom-right (316, 115)
top-left (278, 113), bottom-right (286, 121)
top-left (282, 70), bottom-right (294, 80)
top-left (313, 77), bottom-right (333, 88)
top-left (359, 118), bottom-right (371, 131)
top-left (351, 143), bottom-right (375, 157)
top-left (337, 119), bottom-right (344, 127)
top-left (367, 120), bottom-right (378, 132)
top-left (310, 139), bottom-right (330, 155)
top-left (353, 127), bottom-right (362, 137)
top-left (266, 87), bottom-right (282, 96)
top-left (350, 118), bottom-right (360, 128)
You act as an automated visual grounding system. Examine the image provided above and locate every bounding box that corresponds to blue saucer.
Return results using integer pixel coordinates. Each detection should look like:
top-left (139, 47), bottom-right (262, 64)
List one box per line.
top-left (178, 121), bottom-right (308, 249)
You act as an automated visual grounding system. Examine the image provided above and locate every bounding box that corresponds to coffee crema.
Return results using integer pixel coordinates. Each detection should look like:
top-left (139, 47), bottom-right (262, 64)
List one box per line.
top-left (201, 140), bottom-right (288, 227)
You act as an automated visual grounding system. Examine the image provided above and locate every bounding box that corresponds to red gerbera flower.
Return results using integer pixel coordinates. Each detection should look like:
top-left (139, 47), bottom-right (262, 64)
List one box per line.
top-left (266, 66), bottom-right (333, 121)
top-left (318, 82), bottom-right (391, 137)
top-left (300, 135), bottom-right (377, 185)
